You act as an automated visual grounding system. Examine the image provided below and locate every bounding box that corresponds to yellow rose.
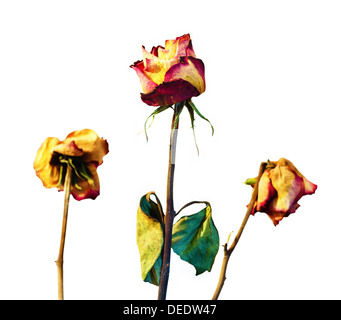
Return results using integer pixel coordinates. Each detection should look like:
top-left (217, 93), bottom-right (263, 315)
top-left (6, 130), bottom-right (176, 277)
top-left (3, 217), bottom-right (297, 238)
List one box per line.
top-left (34, 129), bottom-right (109, 200)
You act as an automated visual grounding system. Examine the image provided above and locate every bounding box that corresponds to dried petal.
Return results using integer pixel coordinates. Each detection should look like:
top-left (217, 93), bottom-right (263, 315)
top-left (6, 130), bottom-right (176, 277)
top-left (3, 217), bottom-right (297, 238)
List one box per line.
top-left (131, 34), bottom-right (205, 106)
top-left (250, 158), bottom-right (317, 225)
top-left (34, 137), bottom-right (62, 188)
top-left (34, 129), bottom-right (109, 201)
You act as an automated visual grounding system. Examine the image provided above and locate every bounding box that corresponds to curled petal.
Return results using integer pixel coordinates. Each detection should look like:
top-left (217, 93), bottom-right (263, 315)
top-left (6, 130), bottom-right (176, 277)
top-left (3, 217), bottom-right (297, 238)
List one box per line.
top-left (162, 35), bottom-right (187, 60)
top-left (303, 177), bottom-right (318, 195)
top-left (279, 158), bottom-right (318, 196)
top-left (173, 34), bottom-right (192, 57)
top-left (164, 57), bottom-right (205, 95)
top-left (269, 164), bottom-right (304, 214)
top-left (34, 137), bottom-right (61, 188)
top-left (141, 46), bottom-right (170, 85)
top-left (130, 60), bottom-right (158, 94)
top-left (263, 203), bottom-right (301, 226)
top-left (185, 39), bottom-right (196, 58)
top-left (157, 46), bottom-right (173, 60)
top-left (150, 45), bottom-right (163, 57)
top-left (264, 211), bottom-right (287, 226)
top-left (256, 170), bottom-right (277, 213)
top-left (161, 34), bottom-right (195, 58)
top-left (53, 140), bottom-right (84, 157)
top-left (62, 129), bottom-right (109, 165)
top-left (130, 61), bottom-right (157, 93)
top-left (141, 46), bottom-right (179, 86)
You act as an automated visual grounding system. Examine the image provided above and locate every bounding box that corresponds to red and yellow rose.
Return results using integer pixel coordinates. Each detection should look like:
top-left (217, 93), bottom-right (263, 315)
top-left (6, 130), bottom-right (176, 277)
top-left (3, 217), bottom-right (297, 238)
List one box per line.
top-left (131, 34), bottom-right (205, 106)
top-left (34, 129), bottom-right (109, 201)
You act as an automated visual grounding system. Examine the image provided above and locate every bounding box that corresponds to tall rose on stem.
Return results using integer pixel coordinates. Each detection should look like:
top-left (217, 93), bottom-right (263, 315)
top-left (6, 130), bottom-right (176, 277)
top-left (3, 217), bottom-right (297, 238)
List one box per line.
top-left (212, 159), bottom-right (317, 299)
top-left (34, 129), bottom-right (109, 299)
top-left (131, 33), bottom-right (213, 145)
top-left (132, 34), bottom-right (219, 300)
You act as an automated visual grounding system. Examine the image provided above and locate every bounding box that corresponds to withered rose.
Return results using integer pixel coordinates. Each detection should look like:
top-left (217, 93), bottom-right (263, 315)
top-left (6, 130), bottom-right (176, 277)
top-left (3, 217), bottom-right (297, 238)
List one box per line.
top-left (249, 158), bottom-right (317, 226)
top-left (34, 129), bottom-right (109, 201)
top-left (131, 33), bottom-right (205, 106)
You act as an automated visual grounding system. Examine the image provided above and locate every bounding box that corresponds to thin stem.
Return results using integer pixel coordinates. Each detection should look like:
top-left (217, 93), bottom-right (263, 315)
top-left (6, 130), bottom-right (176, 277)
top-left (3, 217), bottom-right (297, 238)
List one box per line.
top-left (157, 103), bottom-right (183, 300)
top-left (55, 164), bottom-right (72, 300)
top-left (212, 162), bottom-right (267, 300)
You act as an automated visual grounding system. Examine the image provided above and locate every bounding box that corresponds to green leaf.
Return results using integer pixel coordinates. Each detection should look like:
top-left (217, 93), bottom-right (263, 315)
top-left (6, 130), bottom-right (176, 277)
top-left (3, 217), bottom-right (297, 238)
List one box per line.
top-left (136, 192), bottom-right (164, 285)
top-left (172, 203), bottom-right (219, 275)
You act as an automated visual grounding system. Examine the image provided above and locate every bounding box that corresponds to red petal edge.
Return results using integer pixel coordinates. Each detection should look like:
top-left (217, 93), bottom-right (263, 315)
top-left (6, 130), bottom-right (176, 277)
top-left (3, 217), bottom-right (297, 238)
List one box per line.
top-left (72, 189), bottom-right (99, 201)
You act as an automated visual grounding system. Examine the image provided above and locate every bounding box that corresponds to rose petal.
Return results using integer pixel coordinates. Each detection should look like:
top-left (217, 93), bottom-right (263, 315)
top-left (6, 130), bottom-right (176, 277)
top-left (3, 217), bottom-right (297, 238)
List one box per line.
top-left (256, 170), bottom-right (277, 213)
top-left (70, 162), bottom-right (100, 201)
top-left (185, 39), bottom-right (196, 58)
top-left (265, 211), bottom-right (286, 226)
top-left (62, 129), bottom-right (109, 165)
top-left (173, 34), bottom-right (192, 57)
top-left (278, 158), bottom-right (318, 196)
top-left (164, 57), bottom-right (205, 94)
top-left (164, 38), bottom-right (178, 58)
top-left (140, 78), bottom-right (200, 106)
top-left (130, 60), bottom-right (158, 94)
top-left (34, 137), bottom-right (61, 188)
top-left (52, 140), bottom-right (84, 157)
top-left (269, 164), bottom-right (304, 214)
top-left (303, 177), bottom-right (318, 195)
top-left (160, 34), bottom-right (194, 60)
top-left (142, 46), bottom-right (179, 85)
top-left (286, 203), bottom-right (300, 215)
top-left (150, 45), bottom-right (163, 57)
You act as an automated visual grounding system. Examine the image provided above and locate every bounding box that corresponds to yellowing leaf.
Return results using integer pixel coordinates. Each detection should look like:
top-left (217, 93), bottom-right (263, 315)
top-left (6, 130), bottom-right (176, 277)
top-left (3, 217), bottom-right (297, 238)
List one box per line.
top-left (136, 192), bottom-right (164, 285)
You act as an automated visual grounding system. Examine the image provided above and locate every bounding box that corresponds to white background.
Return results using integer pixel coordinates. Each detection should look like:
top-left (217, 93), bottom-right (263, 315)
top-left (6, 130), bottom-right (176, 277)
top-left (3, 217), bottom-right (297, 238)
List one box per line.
top-left (0, 0), bottom-right (340, 300)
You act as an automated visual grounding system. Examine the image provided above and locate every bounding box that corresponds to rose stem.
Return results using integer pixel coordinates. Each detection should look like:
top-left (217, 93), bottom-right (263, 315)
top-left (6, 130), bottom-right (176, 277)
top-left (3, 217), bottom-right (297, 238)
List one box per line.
top-left (157, 103), bottom-right (182, 300)
top-left (212, 162), bottom-right (267, 300)
top-left (55, 163), bottom-right (72, 300)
